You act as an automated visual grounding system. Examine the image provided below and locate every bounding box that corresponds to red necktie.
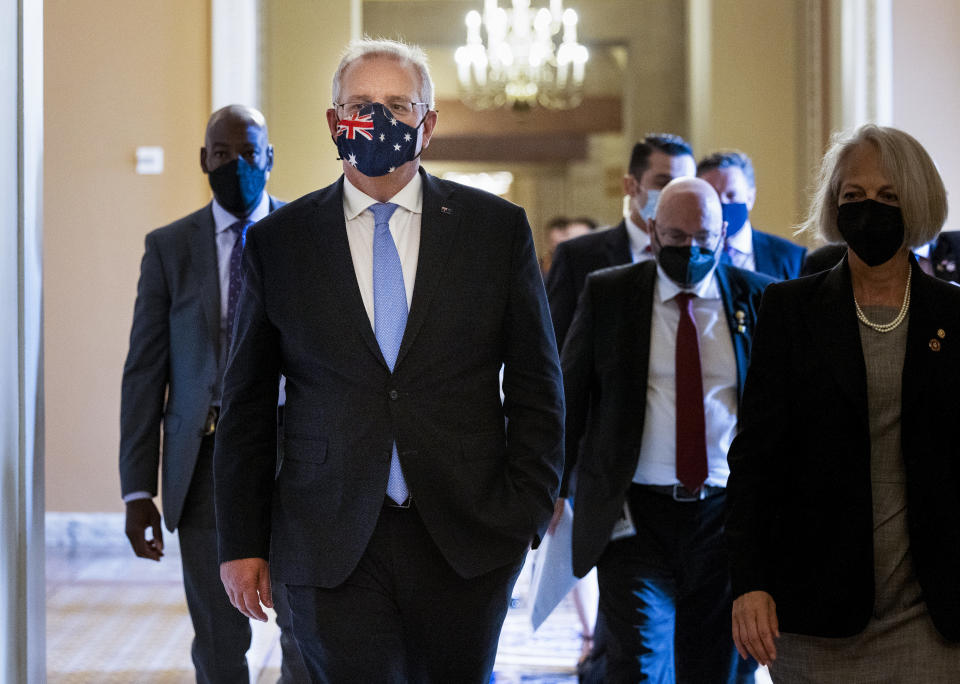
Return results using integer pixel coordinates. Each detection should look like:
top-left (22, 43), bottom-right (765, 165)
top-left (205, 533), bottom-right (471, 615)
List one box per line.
top-left (675, 292), bottom-right (708, 492)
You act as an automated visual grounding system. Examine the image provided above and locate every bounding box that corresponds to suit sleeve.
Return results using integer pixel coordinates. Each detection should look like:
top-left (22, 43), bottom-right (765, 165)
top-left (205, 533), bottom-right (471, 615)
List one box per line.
top-left (801, 245), bottom-right (845, 277)
top-left (788, 245), bottom-right (808, 280)
top-left (118, 232), bottom-right (170, 497)
top-left (545, 240), bottom-right (578, 351)
top-left (725, 284), bottom-right (790, 598)
top-left (558, 275), bottom-right (595, 498)
top-left (214, 230), bottom-right (282, 563)
top-left (501, 207), bottom-right (566, 545)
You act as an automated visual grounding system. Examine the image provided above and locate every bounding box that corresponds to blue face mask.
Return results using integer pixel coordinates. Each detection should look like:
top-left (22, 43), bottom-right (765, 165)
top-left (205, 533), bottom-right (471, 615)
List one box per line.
top-left (333, 103), bottom-right (427, 177)
top-left (721, 202), bottom-right (749, 237)
top-left (639, 189), bottom-right (661, 221)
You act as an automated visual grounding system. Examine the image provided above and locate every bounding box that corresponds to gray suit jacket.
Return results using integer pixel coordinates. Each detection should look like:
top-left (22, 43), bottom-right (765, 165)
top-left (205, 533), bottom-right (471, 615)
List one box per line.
top-left (119, 197), bottom-right (283, 531)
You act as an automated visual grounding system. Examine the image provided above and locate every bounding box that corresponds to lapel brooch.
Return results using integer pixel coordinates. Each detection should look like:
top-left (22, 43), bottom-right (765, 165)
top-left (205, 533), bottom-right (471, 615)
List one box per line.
top-left (734, 309), bottom-right (746, 334)
top-left (440, 206), bottom-right (454, 215)
top-left (929, 328), bottom-right (946, 352)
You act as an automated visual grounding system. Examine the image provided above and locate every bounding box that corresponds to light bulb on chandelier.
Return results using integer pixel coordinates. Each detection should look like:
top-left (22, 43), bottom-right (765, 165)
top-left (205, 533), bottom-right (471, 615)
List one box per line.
top-left (454, 0), bottom-right (589, 112)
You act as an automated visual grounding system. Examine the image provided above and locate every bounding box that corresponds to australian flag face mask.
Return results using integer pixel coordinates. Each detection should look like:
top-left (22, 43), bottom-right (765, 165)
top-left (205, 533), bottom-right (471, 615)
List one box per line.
top-left (333, 103), bottom-right (427, 177)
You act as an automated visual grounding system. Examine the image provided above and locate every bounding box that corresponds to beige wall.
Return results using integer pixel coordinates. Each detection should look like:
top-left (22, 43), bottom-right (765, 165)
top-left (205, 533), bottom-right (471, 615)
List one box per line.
top-left (892, 0), bottom-right (960, 228)
top-left (262, 2), bottom-right (356, 202)
top-left (688, 0), bottom-right (806, 240)
top-left (44, 0), bottom-right (211, 512)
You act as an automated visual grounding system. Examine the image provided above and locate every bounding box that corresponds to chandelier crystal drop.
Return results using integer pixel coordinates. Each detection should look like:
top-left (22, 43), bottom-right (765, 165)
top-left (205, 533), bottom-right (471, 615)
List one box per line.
top-left (454, 0), bottom-right (589, 112)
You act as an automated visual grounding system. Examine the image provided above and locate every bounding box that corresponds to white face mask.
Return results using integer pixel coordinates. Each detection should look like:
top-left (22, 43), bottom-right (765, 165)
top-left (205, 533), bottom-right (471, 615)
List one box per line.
top-left (638, 189), bottom-right (661, 221)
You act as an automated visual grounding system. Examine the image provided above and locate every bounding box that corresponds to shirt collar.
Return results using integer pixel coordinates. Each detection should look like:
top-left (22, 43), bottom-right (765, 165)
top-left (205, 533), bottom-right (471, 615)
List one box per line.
top-left (726, 221), bottom-right (754, 255)
top-left (656, 262), bottom-right (721, 303)
top-left (913, 241), bottom-right (933, 259)
top-left (212, 191), bottom-right (271, 234)
top-left (624, 214), bottom-right (651, 256)
top-left (343, 172), bottom-right (423, 220)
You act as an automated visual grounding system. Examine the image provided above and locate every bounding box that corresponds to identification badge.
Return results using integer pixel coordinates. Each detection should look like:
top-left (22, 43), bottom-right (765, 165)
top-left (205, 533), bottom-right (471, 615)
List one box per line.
top-left (609, 501), bottom-right (637, 540)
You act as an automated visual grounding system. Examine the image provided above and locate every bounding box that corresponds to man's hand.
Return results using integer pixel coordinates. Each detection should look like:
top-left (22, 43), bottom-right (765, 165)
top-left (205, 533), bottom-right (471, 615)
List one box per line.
top-left (124, 498), bottom-right (164, 561)
top-left (732, 590), bottom-right (779, 666)
top-left (547, 498), bottom-right (566, 535)
top-left (220, 558), bottom-right (273, 622)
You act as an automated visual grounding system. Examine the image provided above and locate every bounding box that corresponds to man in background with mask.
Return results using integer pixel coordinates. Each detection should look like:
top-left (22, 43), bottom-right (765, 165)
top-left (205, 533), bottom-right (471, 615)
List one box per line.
top-left (119, 104), bottom-right (305, 683)
top-left (547, 133), bottom-right (695, 351)
top-left (213, 39), bottom-right (563, 682)
top-left (560, 177), bottom-right (772, 683)
top-left (697, 150), bottom-right (806, 280)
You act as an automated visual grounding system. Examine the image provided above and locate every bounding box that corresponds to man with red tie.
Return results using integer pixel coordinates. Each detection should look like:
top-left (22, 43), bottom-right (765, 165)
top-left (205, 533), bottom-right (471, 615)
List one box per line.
top-left (560, 177), bottom-right (772, 683)
top-left (546, 134), bottom-right (696, 352)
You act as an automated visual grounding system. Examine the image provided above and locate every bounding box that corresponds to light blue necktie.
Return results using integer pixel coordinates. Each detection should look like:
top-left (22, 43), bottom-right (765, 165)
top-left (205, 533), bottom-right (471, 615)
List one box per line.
top-left (370, 202), bottom-right (409, 504)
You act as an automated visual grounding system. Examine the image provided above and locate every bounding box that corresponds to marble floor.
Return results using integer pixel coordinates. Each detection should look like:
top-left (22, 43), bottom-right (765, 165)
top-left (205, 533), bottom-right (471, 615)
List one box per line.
top-left (46, 540), bottom-right (583, 683)
top-left (46, 534), bottom-right (769, 683)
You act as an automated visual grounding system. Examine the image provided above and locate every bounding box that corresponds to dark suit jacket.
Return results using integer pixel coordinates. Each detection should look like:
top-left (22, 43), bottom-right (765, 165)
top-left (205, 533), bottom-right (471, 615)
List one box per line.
top-left (546, 220), bottom-right (631, 351)
top-left (561, 261), bottom-right (773, 578)
top-left (725, 256), bottom-right (960, 641)
top-left (750, 228), bottom-right (807, 280)
top-left (213, 169), bottom-right (565, 588)
top-left (119, 197), bottom-right (283, 531)
top-left (801, 230), bottom-right (960, 282)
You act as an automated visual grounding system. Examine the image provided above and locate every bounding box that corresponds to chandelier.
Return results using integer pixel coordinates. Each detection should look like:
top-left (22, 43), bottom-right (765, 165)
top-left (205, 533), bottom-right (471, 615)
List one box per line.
top-left (454, 0), bottom-right (589, 112)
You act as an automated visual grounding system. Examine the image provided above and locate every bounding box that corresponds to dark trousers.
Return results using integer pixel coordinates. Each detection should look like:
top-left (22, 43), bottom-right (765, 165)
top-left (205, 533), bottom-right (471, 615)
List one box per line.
top-left (595, 485), bottom-right (749, 684)
top-left (285, 502), bottom-right (525, 684)
top-left (180, 435), bottom-right (308, 683)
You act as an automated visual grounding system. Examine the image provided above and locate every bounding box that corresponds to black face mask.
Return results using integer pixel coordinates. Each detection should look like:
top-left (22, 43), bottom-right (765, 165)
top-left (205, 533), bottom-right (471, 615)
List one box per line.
top-left (207, 158), bottom-right (267, 217)
top-left (837, 199), bottom-right (905, 267)
top-left (657, 245), bottom-right (719, 287)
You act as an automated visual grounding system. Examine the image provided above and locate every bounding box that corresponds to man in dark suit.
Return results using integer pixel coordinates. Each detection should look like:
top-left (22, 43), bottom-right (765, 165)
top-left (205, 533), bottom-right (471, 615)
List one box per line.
top-left (697, 150), bottom-right (807, 280)
top-left (214, 39), bottom-right (564, 683)
top-left (119, 105), bottom-right (305, 683)
top-left (546, 134), bottom-right (696, 350)
top-left (801, 231), bottom-right (960, 281)
top-left (562, 177), bottom-right (772, 683)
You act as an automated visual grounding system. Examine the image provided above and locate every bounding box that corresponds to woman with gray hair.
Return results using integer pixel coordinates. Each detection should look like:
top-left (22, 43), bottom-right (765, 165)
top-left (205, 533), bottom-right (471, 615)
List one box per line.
top-left (725, 124), bottom-right (960, 681)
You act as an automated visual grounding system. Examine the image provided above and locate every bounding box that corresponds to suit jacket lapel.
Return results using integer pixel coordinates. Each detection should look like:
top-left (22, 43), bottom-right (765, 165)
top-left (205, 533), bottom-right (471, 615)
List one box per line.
top-left (751, 231), bottom-right (773, 276)
top-left (189, 204), bottom-right (222, 359)
top-left (715, 264), bottom-right (752, 401)
top-left (630, 261), bottom-right (657, 423)
top-left (308, 178), bottom-right (388, 367)
top-left (394, 170), bottom-right (459, 369)
top-left (606, 221), bottom-right (632, 266)
top-left (803, 258), bottom-right (869, 421)
top-left (902, 258), bottom-right (941, 409)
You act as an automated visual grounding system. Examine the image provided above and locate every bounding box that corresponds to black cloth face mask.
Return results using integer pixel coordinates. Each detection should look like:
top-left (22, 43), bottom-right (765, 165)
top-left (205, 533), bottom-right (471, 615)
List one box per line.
top-left (207, 158), bottom-right (268, 217)
top-left (837, 199), bottom-right (905, 267)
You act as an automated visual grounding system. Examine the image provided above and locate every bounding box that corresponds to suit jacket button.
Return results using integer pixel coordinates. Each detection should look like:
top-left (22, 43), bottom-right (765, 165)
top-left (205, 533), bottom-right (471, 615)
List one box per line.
top-left (389, 389), bottom-right (399, 400)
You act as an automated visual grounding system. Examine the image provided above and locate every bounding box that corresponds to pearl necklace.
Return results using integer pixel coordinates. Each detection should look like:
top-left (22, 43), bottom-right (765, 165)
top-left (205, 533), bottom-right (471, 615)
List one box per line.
top-left (854, 266), bottom-right (911, 333)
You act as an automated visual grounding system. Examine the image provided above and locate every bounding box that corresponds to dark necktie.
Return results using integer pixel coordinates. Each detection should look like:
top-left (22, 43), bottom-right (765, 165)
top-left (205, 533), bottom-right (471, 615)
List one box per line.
top-left (370, 202), bottom-right (409, 504)
top-left (674, 292), bottom-right (708, 492)
top-left (225, 219), bottom-right (251, 355)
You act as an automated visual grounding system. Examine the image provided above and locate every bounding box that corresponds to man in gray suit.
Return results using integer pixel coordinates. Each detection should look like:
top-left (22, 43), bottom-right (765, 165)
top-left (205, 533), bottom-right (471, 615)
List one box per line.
top-left (119, 105), bottom-right (304, 683)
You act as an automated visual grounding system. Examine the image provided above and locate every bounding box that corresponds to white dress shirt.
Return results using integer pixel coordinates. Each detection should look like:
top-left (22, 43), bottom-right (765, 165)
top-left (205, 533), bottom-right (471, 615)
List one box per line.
top-left (725, 223), bottom-right (756, 272)
top-left (633, 266), bottom-right (739, 488)
top-left (624, 215), bottom-right (654, 263)
top-left (342, 174), bottom-right (422, 325)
